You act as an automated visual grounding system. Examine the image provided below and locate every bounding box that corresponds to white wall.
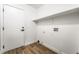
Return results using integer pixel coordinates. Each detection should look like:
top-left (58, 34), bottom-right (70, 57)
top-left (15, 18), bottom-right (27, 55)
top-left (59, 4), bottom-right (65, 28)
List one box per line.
top-left (1, 4), bottom-right (36, 50)
top-left (0, 4), bottom-right (79, 54)
top-left (36, 4), bottom-right (79, 20)
top-left (36, 12), bottom-right (79, 54)
top-left (10, 4), bottom-right (37, 45)
top-left (0, 5), bottom-right (1, 50)
top-left (23, 5), bottom-right (37, 45)
top-left (0, 4), bottom-right (37, 53)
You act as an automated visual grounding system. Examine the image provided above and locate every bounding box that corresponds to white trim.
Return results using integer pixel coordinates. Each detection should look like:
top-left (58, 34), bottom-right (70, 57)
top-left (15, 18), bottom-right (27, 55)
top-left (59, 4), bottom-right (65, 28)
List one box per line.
top-left (0, 4), bottom-right (4, 54)
top-left (25, 40), bottom-right (36, 46)
top-left (4, 4), bottom-right (24, 11)
top-left (40, 41), bottom-right (64, 54)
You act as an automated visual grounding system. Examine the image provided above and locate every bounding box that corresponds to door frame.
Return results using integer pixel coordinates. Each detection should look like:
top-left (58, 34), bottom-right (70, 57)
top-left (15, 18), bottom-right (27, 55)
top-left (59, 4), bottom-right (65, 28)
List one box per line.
top-left (0, 4), bottom-right (25, 53)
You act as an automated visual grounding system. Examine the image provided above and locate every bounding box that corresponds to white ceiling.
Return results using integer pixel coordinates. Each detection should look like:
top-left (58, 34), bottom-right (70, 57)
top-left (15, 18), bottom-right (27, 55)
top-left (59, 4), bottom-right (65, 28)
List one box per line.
top-left (28, 4), bottom-right (44, 9)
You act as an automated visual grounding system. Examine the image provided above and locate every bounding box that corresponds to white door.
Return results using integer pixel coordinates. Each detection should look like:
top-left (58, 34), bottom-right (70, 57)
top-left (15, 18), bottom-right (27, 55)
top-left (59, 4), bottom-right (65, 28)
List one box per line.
top-left (3, 5), bottom-right (25, 52)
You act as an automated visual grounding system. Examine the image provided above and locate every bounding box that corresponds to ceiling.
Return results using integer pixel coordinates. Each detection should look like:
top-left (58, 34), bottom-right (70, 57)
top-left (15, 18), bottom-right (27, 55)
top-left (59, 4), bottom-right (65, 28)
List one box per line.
top-left (28, 4), bottom-right (44, 9)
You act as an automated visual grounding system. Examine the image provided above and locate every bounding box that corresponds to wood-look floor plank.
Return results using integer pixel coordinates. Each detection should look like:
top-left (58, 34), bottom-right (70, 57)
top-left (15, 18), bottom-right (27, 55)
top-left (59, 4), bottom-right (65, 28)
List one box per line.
top-left (4, 42), bottom-right (57, 54)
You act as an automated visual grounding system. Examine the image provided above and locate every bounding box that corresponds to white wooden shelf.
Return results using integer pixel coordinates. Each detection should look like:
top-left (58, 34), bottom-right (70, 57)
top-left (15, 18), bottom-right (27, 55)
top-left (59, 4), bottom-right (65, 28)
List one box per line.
top-left (33, 7), bottom-right (79, 22)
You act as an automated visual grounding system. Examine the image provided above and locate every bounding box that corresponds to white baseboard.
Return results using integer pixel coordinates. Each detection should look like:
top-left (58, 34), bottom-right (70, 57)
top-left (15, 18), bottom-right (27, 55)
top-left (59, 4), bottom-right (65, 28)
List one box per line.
top-left (0, 49), bottom-right (1, 53)
top-left (0, 40), bottom-right (36, 54)
top-left (0, 40), bottom-right (65, 54)
top-left (24, 40), bottom-right (37, 46)
top-left (0, 50), bottom-right (5, 54)
top-left (40, 42), bottom-right (64, 54)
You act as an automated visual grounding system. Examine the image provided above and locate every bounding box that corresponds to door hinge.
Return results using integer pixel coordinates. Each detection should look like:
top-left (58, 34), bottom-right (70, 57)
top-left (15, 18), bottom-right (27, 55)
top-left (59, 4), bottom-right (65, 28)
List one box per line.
top-left (2, 27), bottom-right (4, 31)
top-left (3, 45), bottom-right (5, 49)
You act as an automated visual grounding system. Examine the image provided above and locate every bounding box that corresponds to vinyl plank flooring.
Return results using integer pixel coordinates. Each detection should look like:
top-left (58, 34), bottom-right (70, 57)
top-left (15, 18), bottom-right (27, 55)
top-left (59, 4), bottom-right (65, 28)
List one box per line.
top-left (4, 42), bottom-right (57, 54)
